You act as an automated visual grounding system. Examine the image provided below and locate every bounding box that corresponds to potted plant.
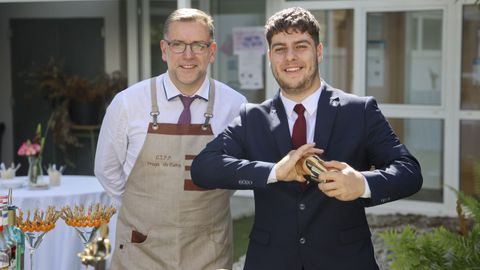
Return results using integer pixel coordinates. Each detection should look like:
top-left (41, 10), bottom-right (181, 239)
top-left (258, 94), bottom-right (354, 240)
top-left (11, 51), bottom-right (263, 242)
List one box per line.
top-left (65, 71), bottom-right (126, 125)
top-left (25, 57), bottom-right (127, 164)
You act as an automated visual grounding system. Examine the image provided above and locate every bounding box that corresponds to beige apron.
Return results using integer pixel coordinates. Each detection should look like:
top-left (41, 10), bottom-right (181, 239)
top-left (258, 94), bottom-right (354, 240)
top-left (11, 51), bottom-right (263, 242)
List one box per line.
top-left (111, 77), bottom-right (233, 270)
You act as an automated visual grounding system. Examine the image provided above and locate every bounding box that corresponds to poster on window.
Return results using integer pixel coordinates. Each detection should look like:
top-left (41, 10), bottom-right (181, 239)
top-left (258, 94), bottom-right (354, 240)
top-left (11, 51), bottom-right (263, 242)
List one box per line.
top-left (233, 27), bottom-right (266, 90)
top-left (366, 40), bottom-right (385, 88)
top-left (233, 27), bottom-right (265, 54)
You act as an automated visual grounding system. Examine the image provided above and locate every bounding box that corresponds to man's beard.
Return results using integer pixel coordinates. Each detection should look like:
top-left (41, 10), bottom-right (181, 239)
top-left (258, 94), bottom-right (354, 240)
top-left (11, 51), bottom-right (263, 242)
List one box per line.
top-left (274, 63), bottom-right (319, 96)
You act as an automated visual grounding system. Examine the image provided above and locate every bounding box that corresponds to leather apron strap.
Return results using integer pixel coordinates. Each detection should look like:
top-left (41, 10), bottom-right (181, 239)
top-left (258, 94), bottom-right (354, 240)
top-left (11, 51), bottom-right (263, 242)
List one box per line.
top-left (149, 77), bottom-right (216, 129)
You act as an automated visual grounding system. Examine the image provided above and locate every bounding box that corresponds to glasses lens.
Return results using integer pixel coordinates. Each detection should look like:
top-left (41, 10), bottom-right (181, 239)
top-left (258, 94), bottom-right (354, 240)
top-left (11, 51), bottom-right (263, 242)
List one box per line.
top-left (169, 41), bottom-right (186, 53)
top-left (191, 42), bottom-right (209, 53)
top-left (167, 40), bottom-right (210, 54)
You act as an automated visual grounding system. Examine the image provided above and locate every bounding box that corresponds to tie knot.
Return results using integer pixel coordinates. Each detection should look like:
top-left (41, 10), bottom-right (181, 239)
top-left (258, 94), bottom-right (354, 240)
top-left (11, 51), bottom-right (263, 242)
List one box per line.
top-left (294, 104), bottom-right (305, 115)
top-left (179, 95), bottom-right (196, 108)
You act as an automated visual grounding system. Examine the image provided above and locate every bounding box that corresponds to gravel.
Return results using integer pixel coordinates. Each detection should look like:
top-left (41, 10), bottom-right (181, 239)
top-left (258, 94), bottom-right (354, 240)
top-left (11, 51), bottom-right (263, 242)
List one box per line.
top-left (232, 214), bottom-right (465, 270)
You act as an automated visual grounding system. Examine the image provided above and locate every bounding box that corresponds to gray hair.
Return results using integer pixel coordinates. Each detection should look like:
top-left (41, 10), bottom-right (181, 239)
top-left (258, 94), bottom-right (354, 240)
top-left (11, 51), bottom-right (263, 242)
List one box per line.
top-left (163, 8), bottom-right (215, 40)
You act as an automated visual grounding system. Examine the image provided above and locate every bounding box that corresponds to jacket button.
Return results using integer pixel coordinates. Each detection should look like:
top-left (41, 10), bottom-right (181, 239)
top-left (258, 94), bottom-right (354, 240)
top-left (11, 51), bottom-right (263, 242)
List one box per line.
top-left (299, 203), bottom-right (306, 210)
top-left (299, 237), bottom-right (306, 244)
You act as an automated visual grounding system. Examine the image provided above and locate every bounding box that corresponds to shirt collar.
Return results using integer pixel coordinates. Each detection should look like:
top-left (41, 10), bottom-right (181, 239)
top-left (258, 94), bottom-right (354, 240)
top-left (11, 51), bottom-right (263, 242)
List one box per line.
top-left (280, 81), bottom-right (324, 118)
top-left (163, 72), bottom-right (210, 101)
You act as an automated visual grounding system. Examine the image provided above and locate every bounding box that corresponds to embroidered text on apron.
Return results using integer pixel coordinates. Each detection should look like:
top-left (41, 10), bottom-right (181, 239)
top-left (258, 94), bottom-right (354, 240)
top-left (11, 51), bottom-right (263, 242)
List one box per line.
top-left (111, 77), bottom-right (233, 270)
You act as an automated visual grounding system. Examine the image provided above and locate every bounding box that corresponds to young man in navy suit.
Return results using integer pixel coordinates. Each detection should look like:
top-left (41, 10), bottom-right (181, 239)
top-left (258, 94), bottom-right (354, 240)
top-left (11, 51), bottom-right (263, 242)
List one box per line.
top-left (191, 7), bottom-right (422, 270)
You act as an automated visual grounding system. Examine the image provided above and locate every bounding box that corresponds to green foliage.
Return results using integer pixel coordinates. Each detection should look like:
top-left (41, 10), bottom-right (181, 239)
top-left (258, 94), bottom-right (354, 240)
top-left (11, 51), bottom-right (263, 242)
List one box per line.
top-left (380, 189), bottom-right (480, 270)
top-left (24, 57), bottom-right (127, 166)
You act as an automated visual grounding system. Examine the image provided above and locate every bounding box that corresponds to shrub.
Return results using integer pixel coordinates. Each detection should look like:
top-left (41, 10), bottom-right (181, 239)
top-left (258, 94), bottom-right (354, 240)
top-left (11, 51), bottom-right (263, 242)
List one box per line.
top-left (381, 188), bottom-right (480, 270)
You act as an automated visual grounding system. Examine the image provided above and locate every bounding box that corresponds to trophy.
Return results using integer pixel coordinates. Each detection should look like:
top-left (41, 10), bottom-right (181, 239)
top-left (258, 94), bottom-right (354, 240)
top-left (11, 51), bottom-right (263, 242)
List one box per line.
top-left (295, 154), bottom-right (331, 183)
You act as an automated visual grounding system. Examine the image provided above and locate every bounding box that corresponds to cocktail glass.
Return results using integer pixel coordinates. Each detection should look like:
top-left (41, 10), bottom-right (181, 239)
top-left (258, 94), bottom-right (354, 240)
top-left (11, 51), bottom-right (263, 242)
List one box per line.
top-left (17, 207), bottom-right (61, 270)
top-left (74, 226), bottom-right (99, 248)
top-left (24, 231), bottom-right (48, 270)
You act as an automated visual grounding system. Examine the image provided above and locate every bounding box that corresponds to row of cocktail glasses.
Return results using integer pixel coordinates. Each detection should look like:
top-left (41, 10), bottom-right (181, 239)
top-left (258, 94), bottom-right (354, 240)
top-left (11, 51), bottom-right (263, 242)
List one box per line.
top-left (16, 204), bottom-right (116, 270)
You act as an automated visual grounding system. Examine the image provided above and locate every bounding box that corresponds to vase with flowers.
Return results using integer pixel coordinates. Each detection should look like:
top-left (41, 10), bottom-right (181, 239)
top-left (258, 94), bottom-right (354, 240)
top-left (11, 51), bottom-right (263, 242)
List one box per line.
top-left (17, 123), bottom-right (46, 187)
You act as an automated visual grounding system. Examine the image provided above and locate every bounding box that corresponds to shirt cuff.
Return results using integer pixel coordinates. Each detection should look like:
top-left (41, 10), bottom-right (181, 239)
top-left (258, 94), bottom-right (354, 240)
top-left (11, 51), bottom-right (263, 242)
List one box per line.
top-left (267, 165), bottom-right (278, 184)
top-left (361, 176), bottom-right (371, 198)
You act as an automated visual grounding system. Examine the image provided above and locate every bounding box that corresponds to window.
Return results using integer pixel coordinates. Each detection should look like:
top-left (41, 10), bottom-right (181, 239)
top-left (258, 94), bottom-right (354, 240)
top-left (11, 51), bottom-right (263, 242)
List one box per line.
top-left (460, 4), bottom-right (480, 198)
top-left (461, 5), bottom-right (480, 110)
top-left (210, 0), bottom-right (266, 103)
top-left (389, 118), bottom-right (444, 202)
top-left (366, 9), bottom-right (445, 203)
top-left (312, 9), bottom-right (354, 92)
top-left (366, 10), bottom-right (443, 105)
top-left (460, 120), bottom-right (480, 198)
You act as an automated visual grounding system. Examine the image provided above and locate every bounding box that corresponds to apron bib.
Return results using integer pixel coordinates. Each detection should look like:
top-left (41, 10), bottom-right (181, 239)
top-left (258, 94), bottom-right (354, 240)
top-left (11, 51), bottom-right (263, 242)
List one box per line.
top-left (111, 77), bottom-right (232, 270)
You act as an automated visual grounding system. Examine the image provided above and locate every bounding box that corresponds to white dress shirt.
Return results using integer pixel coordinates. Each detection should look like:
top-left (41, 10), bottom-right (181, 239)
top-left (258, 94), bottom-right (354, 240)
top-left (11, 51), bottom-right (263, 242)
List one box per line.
top-left (268, 82), bottom-right (371, 198)
top-left (94, 73), bottom-right (247, 204)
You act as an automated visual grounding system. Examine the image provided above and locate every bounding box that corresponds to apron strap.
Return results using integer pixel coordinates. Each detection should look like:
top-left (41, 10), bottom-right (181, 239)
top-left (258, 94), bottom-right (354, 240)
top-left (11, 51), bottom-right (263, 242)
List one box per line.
top-left (150, 77), bottom-right (160, 130)
top-left (150, 75), bottom-right (215, 130)
top-left (202, 78), bottom-right (215, 131)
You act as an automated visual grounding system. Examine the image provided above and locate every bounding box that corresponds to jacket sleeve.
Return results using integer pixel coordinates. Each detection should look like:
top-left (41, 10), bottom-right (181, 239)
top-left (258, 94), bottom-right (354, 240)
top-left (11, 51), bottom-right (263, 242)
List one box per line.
top-left (361, 97), bottom-right (423, 206)
top-left (191, 104), bottom-right (274, 190)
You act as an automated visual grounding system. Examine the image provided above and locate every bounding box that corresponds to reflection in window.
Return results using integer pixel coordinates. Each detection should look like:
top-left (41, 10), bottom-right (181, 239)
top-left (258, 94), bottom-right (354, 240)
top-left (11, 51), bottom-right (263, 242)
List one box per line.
top-left (388, 118), bottom-right (444, 202)
top-left (460, 120), bottom-right (480, 198)
top-left (209, 0), bottom-right (266, 103)
top-left (461, 5), bottom-right (480, 110)
top-left (312, 10), bottom-right (354, 93)
top-left (366, 10), bottom-right (443, 105)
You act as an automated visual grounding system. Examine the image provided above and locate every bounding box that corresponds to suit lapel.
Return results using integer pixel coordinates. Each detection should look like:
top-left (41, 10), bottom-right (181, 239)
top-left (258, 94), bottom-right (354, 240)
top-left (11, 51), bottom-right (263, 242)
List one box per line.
top-left (269, 92), bottom-right (292, 158)
top-left (314, 83), bottom-right (340, 152)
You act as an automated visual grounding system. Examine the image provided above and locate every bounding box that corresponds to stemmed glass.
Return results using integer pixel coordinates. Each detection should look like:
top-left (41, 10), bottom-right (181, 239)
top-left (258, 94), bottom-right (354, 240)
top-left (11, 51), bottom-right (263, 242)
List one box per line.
top-left (24, 231), bottom-right (47, 270)
top-left (17, 206), bottom-right (61, 270)
top-left (63, 204), bottom-right (116, 248)
top-left (74, 226), bottom-right (99, 248)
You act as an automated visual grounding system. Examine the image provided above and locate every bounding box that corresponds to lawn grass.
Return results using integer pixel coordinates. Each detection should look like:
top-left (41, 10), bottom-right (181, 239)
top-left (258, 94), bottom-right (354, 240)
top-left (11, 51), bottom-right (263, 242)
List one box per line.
top-left (233, 214), bottom-right (254, 262)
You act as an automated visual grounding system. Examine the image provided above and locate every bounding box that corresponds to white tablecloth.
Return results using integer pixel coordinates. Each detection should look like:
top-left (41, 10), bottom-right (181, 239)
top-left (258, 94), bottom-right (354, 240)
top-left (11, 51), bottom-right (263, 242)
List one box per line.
top-left (0, 175), bottom-right (116, 270)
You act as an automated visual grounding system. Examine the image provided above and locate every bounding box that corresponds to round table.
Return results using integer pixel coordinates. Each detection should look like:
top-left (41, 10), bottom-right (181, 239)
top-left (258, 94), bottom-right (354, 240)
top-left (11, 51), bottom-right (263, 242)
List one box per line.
top-left (1, 175), bottom-right (116, 270)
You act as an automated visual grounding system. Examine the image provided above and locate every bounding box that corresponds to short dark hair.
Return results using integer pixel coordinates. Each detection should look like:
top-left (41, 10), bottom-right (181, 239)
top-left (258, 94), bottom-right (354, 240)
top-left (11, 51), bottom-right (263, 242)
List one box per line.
top-left (163, 8), bottom-right (215, 40)
top-left (265, 7), bottom-right (320, 47)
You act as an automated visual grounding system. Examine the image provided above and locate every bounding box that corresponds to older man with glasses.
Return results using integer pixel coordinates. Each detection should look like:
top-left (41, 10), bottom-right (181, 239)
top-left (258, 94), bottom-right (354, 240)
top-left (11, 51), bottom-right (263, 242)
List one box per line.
top-left (95, 8), bottom-right (246, 270)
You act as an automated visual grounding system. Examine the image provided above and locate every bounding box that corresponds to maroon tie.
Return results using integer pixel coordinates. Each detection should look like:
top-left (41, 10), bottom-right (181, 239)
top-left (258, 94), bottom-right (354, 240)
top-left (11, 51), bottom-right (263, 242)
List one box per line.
top-left (292, 104), bottom-right (306, 149)
top-left (178, 96), bottom-right (196, 124)
top-left (292, 104), bottom-right (307, 191)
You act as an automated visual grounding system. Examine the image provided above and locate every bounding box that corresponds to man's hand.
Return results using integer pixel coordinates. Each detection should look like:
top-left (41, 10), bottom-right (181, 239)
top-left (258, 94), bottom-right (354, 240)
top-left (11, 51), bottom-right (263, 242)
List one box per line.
top-left (317, 160), bottom-right (365, 201)
top-left (275, 144), bottom-right (323, 182)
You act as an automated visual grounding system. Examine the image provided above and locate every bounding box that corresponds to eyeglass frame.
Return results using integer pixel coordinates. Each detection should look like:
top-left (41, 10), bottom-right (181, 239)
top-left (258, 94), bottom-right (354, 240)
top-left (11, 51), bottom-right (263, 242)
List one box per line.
top-left (163, 39), bottom-right (213, 54)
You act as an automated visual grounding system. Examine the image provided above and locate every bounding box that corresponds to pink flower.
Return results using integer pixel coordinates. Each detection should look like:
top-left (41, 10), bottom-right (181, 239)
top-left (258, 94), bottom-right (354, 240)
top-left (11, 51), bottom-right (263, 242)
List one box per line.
top-left (17, 141), bottom-right (41, 156)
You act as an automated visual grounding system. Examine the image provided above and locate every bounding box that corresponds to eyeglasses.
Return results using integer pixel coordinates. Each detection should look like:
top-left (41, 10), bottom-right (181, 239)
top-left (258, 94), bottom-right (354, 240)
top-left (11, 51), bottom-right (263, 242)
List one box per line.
top-left (164, 40), bottom-right (212, 54)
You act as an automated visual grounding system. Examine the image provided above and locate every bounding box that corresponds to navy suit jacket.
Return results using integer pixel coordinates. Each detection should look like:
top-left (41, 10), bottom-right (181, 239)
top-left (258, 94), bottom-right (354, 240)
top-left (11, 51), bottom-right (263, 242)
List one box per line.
top-left (191, 83), bottom-right (422, 270)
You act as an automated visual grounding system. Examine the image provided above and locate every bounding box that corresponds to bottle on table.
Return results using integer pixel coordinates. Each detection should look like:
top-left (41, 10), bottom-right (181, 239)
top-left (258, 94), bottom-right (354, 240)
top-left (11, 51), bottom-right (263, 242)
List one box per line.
top-left (0, 189), bottom-right (24, 270)
top-left (0, 194), bottom-right (11, 270)
top-left (6, 189), bottom-right (24, 270)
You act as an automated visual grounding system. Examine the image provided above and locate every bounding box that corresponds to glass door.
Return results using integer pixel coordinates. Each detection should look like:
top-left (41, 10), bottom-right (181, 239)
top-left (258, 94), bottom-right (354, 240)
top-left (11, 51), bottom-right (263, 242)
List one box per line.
top-left (366, 9), bottom-right (445, 203)
top-left (459, 3), bottom-right (480, 199)
top-left (274, 0), bottom-right (455, 213)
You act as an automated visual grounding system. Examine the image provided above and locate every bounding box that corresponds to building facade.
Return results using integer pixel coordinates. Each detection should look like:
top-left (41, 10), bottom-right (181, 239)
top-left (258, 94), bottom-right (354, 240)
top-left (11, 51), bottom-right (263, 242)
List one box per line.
top-left (0, 0), bottom-right (479, 216)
